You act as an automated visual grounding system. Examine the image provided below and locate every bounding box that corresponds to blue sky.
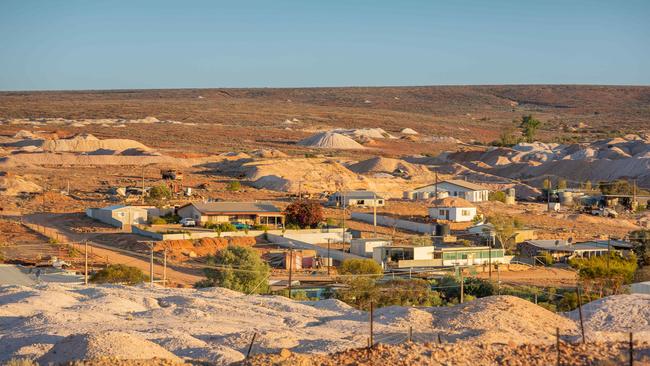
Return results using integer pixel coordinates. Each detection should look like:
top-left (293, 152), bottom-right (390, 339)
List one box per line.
top-left (0, 0), bottom-right (648, 90)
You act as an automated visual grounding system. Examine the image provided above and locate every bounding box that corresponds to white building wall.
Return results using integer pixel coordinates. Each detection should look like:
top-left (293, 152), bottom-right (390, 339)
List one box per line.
top-left (415, 182), bottom-right (488, 202)
top-left (428, 207), bottom-right (477, 222)
top-left (412, 246), bottom-right (435, 260)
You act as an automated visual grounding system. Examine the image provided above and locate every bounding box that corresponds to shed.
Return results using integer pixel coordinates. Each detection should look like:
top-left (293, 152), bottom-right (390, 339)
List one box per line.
top-left (350, 238), bottom-right (392, 257)
top-left (86, 205), bottom-right (148, 228)
top-left (328, 190), bottom-right (385, 207)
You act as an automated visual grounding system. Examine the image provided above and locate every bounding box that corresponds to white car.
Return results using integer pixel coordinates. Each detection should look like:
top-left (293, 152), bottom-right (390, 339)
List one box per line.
top-left (180, 218), bottom-right (196, 227)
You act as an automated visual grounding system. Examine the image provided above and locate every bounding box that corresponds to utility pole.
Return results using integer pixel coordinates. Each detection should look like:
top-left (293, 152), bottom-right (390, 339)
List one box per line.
top-left (342, 190), bottom-right (347, 252)
top-left (149, 242), bottom-right (154, 287)
top-left (163, 248), bottom-right (168, 288)
top-left (373, 192), bottom-right (377, 237)
top-left (488, 239), bottom-right (492, 281)
top-left (547, 176), bottom-right (551, 212)
top-left (327, 239), bottom-right (331, 276)
top-left (434, 169), bottom-right (439, 203)
top-left (287, 249), bottom-right (294, 299)
top-left (141, 166), bottom-right (146, 204)
top-left (459, 269), bottom-right (464, 304)
top-left (84, 240), bottom-right (89, 285)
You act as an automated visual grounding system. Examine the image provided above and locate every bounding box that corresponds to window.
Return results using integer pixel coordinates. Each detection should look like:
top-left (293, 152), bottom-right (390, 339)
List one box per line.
top-left (439, 209), bottom-right (446, 216)
top-left (357, 200), bottom-right (365, 205)
top-left (377, 200), bottom-right (384, 205)
top-left (461, 210), bottom-right (470, 216)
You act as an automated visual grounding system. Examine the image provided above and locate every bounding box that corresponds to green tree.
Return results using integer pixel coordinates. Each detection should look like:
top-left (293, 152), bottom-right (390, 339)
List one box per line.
top-left (90, 264), bottom-right (148, 285)
top-left (335, 258), bottom-right (383, 309)
top-left (339, 258), bottom-right (383, 277)
top-left (148, 184), bottom-right (172, 200)
top-left (195, 245), bottom-right (270, 294)
top-left (629, 230), bottom-right (650, 265)
top-left (284, 200), bottom-right (324, 228)
top-left (488, 191), bottom-right (507, 203)
top-left (497, 127), bottom-right (519, 147)
top-left (226, 180), bottom-right (241, 191)
top-left (569, 252), bottom-right (638, 295)
top-left (410, 235), bottom-right (433, 246)
top-left (519, 115), bottom-right (542, 143)
top-left (486, 214), bottom-right (519, 252)
top-left (376, 279), bottom-right (443, 307)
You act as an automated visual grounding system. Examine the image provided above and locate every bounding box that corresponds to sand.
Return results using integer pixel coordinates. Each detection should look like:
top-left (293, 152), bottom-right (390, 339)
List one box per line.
top-left (2, 285), bottom-right (648, 364)
top-left (39, 332), bottom-right (182, 364)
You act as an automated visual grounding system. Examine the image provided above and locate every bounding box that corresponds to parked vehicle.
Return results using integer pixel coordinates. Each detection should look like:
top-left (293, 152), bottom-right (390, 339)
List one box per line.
top-left (232, 222), bottom-right (251, 230)
top-left (180, 218), bottom-right (196, 227)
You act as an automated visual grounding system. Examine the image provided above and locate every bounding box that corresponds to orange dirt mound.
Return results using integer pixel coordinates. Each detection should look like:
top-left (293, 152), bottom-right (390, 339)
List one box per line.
top-left (154, 236), bottom-right (256, 261)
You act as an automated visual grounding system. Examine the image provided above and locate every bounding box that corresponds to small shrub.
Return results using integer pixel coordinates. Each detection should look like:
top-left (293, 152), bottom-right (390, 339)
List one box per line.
top-left (488, 191), bottom-right (507, 203)
top-left (226, 180), bottom-right (241, 191)
top-left (150, 217), bottom-right (167, 225)
top-left (205, 222), bottom-right (237, 232)
top-left (149, 184), bottom-right (172, 200)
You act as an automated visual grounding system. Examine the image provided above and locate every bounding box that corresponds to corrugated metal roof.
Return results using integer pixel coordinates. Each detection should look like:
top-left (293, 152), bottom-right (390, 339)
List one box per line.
top-left (429, 197), bottom-right (474, 207)
top-left (440, 179), bottom-right (490, 191)
top-left (189, 201), bottom-right (282, 214)
top-left (333, 190), bottom-right (383, 199)
top-left (524, 240), bottom-right (610, 252)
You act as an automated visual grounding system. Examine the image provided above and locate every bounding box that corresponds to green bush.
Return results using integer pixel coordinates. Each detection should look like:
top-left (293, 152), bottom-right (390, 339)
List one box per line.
top-left (226, 180), bottom-right (241, 191)
top-left (150, 217), bottom-right (167, 225)
top-left (195, 245), bottom-right (270, 294)
top-left (488, 191), bottom-right (507, 203)
top-left (539, 251), bottom-right (554, 266)
top-left (205, 222), bottom-right (237, 232)
top-left (375, 279), bottom-right (443, 307)
top-left (90, 264), bottom-right (148, 285)
top-left (339, 259), bottom-right (383, 277)
top-left (148, 184), bottom-right (172, 200)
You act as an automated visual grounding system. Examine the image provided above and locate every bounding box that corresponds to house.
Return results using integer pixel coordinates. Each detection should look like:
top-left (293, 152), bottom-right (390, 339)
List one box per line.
top-left (350, 238), bottom-right (392, 258)
top-left (86, 205), bottom-right (148, 228)
top-left (413, 179), bottom-right (490, 202)
top-left (517, 239), bottom-right (613, 262)
top-left (428, 197), bottom-right (477, 222)
top-left (177, 201), bottom-right (284, 227)
top-left (328, 190), bottom-right (385, 207)
top-left (372, 244), bottom-right (505, 269)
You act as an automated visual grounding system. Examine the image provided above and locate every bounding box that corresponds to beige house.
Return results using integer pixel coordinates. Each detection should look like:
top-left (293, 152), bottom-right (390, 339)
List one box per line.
top-left (177, 201), bottom-right (285, 227)
top-left (413, 180), bottom-right (490, 202)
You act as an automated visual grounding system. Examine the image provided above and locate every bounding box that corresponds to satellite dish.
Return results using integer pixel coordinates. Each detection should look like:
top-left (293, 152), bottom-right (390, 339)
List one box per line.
top-left (554, 240), bottom-right (560, 246)
top-left (567, 237), bottom-right (573, 244)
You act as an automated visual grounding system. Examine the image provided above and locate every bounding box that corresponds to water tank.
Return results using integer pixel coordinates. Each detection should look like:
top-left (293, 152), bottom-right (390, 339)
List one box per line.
top-left (403, 191), bottom-right (416, 200)
top-left (559, 191), bottom-right (573, 205)
top-left (436, 224), bottom-right (450, 237)
top-left (507, 188), bottom-right (516, 197)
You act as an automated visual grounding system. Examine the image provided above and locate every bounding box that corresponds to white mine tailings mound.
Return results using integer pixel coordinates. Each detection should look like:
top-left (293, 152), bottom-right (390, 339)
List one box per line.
top-left (297, 132), bottom-right (365, 149)
top-left (401, 127), bottom-right (418, 135)
top-left (39, 331), bottom-right (181, 364)
top-left (347, 156), bottom-right (431, 177)
top-left (2, 285), bottom-right (648, 364)
top-left (445, 135), bottom-right (650, 186)
top-left (432, 295), bottom-right (577, 344)
top-left (41, 133), bottom-right (151, 153)
top-left (566, 293), bottom-right (650, 341)
top-left (0, 175), bottom-right (41, 196)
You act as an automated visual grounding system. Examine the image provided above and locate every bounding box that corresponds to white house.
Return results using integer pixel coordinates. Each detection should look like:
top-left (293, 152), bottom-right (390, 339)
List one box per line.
top-left (86, 205), bottom-right (148, 228)
top-left (350, 238), bottom-right (392, 258)
top-left (328, 190), bottom-right (385, 207)
top-left (428, 197), bottom-right (477, 222)
top-left (413, 179), bottom-right (489, 202)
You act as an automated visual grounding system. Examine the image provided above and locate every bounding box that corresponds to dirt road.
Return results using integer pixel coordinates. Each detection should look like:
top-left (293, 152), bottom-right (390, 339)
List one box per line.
top-left (475, 266), bottom-right (578, 288)
top-left (22, 213), bottom-right (203, 287)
